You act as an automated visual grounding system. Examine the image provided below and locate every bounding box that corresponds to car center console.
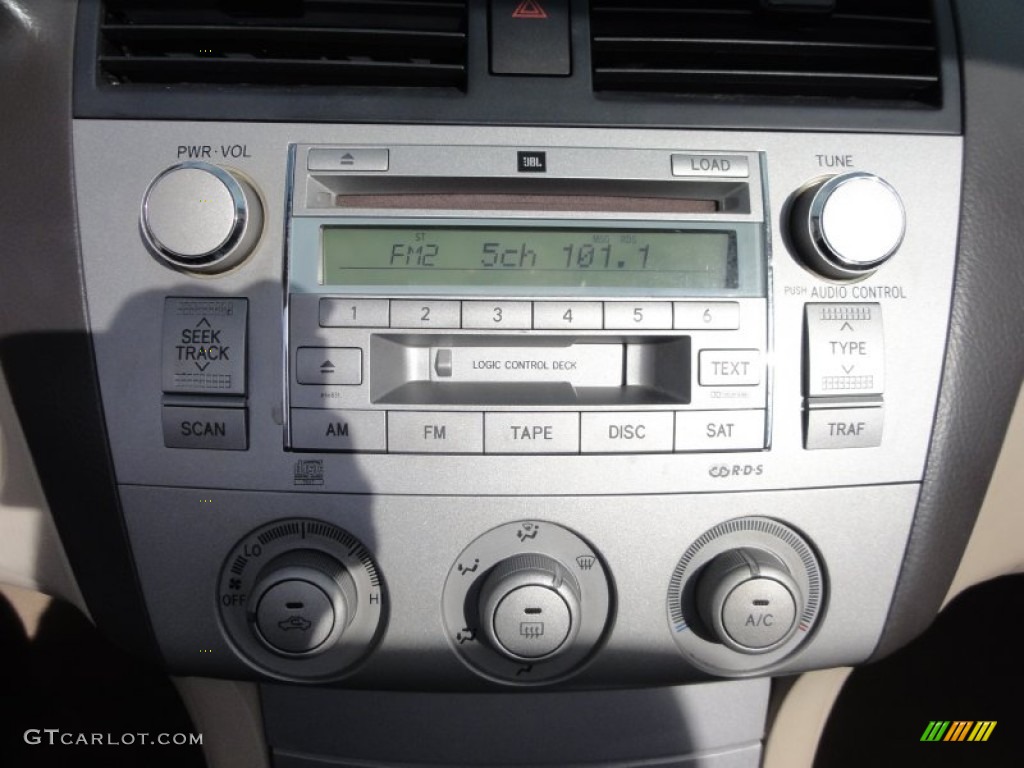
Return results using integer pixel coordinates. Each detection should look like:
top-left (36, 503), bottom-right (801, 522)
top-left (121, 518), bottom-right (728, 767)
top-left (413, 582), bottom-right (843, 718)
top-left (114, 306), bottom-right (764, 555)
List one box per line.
top-left (20, 2), bottom-right (1001, 767)
top-left (74, 121), bottom-right (961, 694)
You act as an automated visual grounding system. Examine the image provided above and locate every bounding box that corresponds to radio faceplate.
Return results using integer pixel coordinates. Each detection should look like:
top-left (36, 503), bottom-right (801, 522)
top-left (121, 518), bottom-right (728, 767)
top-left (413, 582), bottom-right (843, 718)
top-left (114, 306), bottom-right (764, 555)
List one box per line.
top-left (287, 146), bottom-right (769, 455)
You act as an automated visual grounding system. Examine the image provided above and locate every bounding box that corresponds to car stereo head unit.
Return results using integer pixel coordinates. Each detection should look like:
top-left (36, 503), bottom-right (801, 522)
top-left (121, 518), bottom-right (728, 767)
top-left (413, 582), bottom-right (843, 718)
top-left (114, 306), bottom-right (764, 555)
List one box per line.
top-left (286, 145), bottom-right (768, 455)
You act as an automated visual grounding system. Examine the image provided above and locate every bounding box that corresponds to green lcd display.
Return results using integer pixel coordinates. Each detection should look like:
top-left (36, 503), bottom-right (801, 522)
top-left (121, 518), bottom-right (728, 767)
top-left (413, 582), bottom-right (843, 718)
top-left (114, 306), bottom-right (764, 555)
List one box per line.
top-left (320, 227), bottom-right (738, 292)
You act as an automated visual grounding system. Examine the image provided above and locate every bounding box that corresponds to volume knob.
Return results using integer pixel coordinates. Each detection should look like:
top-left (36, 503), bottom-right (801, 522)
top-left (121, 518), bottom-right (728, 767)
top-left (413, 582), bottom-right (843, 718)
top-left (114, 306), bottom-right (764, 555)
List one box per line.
top-left (790, 171), bottom-right (905, 280)
top-left (141, 161), bottom-right (263, 273)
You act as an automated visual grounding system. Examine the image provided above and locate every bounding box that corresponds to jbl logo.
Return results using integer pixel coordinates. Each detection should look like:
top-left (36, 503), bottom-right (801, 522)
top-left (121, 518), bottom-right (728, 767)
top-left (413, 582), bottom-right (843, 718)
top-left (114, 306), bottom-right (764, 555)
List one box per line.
top-left (517, 151), bottom-right (547, 173)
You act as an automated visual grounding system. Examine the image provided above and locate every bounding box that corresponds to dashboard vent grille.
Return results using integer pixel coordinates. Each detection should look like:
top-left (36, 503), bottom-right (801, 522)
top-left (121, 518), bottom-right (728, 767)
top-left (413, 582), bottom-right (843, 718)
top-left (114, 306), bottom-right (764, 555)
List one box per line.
top-left (590, 0), bottom-right (942, 106)
top-left (98, 0), bottom-right (468, 91)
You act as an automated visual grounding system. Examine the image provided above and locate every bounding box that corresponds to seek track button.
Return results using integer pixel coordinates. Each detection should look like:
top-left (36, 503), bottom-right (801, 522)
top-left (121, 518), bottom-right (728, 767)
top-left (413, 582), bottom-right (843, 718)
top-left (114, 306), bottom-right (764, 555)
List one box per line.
top-left (162, 297), bottom-right (247, 395)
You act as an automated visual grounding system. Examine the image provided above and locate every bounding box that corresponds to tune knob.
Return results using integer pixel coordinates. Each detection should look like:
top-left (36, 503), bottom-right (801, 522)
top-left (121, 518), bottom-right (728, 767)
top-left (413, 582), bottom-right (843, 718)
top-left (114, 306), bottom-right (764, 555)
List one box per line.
top-left (790, 171), bottom-right (905, 279)
top-left (141, 161), bottom-right (263, 273)
top-left (479, 553), bottom-right (582, 662)
top-left (248, 550), bottom-right (357, 656)
top-left (696, 548), bottom-right (801, 654)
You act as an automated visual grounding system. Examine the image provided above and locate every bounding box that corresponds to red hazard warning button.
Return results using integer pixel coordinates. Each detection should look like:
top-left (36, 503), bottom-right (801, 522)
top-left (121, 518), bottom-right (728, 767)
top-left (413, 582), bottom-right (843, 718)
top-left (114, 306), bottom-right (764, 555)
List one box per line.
top-left (491, 0), bottom-right (570, 76)
top-left (512, 0), bottom-right (548, 18)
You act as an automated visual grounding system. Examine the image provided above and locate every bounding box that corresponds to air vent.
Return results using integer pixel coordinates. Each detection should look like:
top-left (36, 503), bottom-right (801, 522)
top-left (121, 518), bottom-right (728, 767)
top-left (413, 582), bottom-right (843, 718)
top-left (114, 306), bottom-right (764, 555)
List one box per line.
top-left (590, 0), bottom-right (942, 106)
top-left (98, 0), bottom-right (468, 91)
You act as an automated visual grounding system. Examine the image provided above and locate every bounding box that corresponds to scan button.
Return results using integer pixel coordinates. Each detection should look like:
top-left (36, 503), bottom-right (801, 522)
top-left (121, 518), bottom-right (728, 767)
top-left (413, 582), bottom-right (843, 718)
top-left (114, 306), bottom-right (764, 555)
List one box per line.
top-left (162, 406), bottom-right (247, 451)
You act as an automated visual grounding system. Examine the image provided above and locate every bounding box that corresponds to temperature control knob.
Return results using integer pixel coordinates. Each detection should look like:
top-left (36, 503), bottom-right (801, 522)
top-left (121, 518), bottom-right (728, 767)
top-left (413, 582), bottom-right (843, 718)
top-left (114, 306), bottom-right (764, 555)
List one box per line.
top-left (696, 548), bottom-right (801, 654)
top-left (479, 554), bottom-right (582, 662)
top-left (218, 519), bottom-right (386, 681)
top-left (790, 171), bottom-right (905, 279)
top-left (141, 161), bottom-right (263, 273)
top-left (249, 550), bottom-right (357, 656)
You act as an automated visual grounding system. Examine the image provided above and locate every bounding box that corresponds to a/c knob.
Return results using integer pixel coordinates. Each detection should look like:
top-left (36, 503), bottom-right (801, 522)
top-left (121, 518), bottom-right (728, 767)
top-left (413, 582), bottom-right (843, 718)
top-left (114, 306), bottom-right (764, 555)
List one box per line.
top-left (790, 171), bottom-right (905, 280)
top-left (696, 548), bottom-right (801, 654)
top-left (478, 554), bottom-right (582, 662)
top-left (141, 161), bottom-right (262, 273)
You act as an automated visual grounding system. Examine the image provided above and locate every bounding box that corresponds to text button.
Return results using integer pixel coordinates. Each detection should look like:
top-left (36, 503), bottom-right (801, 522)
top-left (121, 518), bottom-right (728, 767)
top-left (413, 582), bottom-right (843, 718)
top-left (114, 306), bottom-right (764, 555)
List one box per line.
top-left (699, 350), bottom-right (762, 387)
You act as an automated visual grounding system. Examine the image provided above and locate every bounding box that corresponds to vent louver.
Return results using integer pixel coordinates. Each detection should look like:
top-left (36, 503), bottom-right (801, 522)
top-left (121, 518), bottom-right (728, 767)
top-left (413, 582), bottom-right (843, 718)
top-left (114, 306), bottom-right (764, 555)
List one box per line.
top-left (590, 0), bottom-right (942, 106)
top-left (99, 0), bottom-right (468, 91)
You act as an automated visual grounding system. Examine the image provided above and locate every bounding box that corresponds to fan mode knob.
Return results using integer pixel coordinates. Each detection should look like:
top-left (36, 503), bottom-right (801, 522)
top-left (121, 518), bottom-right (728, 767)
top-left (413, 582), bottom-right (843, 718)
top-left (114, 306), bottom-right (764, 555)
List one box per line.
top-left (478, 553), bottom-right (582, 662)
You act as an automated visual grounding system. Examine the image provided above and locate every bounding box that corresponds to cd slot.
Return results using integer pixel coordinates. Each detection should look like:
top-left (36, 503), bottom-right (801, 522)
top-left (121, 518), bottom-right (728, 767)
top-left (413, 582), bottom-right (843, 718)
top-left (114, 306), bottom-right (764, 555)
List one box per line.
top-left (306, 176), bottom-right (749, 215)
top-left (370, 335), bottom-right (691, 407)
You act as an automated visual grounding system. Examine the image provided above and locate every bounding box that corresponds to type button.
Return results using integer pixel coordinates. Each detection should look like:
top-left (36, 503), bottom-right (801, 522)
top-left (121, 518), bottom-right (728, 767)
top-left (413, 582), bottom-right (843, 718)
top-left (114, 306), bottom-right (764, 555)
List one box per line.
top-left (805, 303), bottom-right (884, 397)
